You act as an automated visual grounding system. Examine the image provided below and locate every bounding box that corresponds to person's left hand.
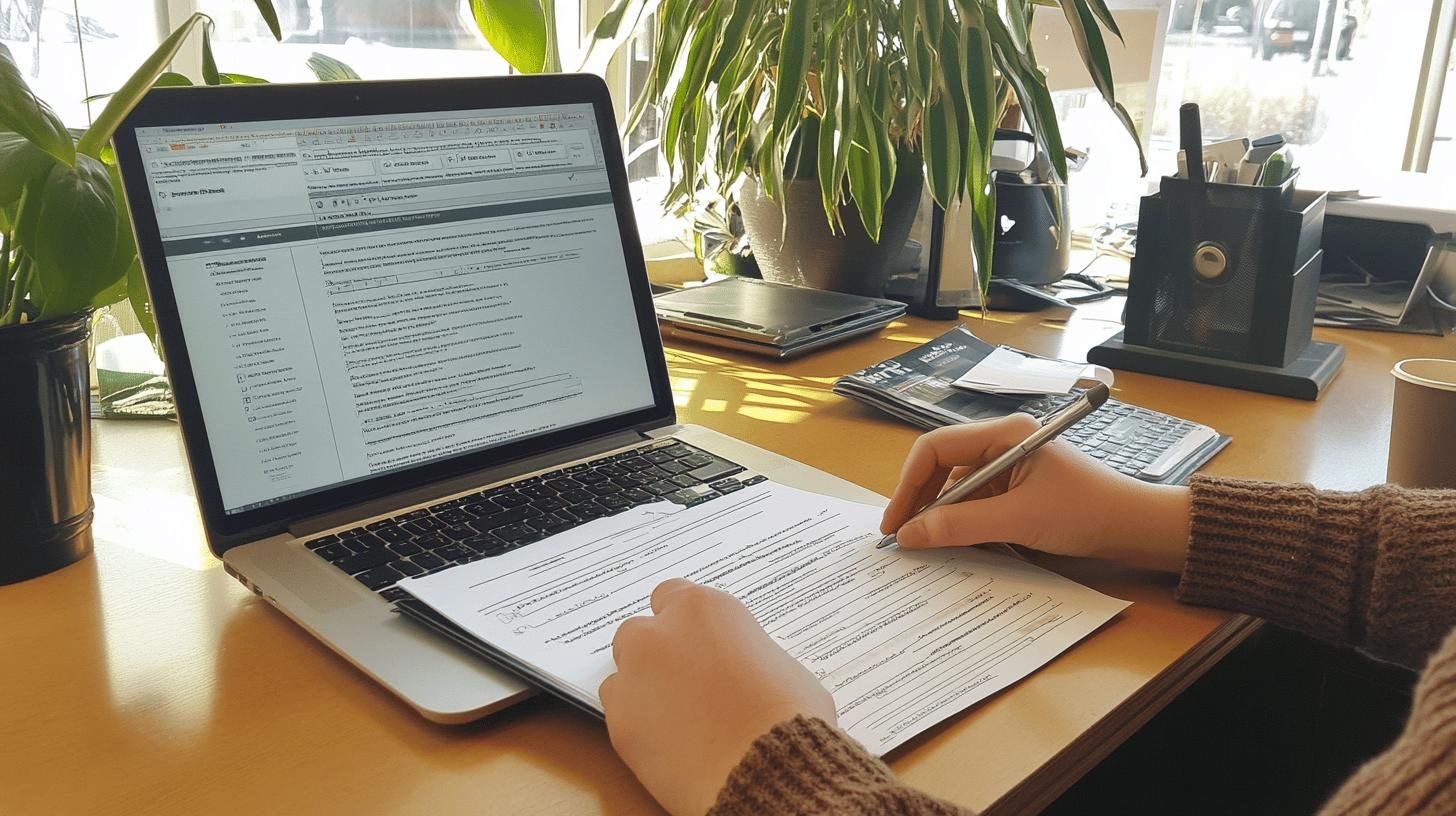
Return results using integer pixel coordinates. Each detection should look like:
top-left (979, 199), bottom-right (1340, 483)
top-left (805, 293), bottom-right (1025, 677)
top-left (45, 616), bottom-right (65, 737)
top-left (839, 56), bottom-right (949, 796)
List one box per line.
top-left (600, 579), bottom-right (837, 816)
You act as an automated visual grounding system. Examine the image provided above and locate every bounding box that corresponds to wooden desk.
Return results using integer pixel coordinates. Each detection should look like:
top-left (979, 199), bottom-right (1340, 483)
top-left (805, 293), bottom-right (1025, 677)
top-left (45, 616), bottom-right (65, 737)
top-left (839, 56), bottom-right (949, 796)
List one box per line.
top-left (2, 302), bottom-right (1448, 815)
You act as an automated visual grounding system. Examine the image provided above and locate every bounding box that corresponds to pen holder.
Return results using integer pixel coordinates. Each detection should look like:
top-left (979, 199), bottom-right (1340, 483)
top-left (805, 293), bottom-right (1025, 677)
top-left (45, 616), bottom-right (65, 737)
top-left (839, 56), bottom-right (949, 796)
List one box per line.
top-left (1089, 175), bottom-right (1345, 400)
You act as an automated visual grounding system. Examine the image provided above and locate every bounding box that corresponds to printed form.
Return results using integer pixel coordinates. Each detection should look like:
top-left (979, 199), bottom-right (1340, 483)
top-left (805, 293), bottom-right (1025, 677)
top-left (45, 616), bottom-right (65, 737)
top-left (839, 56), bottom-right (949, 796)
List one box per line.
top-left (399, 482), bottom-right (1129, 755)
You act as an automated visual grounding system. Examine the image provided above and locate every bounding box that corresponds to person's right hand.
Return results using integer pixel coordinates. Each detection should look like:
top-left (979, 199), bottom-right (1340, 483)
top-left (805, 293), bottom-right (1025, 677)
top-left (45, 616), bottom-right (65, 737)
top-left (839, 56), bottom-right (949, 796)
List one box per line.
top-left (879, 413), bottom-right (1192, 574)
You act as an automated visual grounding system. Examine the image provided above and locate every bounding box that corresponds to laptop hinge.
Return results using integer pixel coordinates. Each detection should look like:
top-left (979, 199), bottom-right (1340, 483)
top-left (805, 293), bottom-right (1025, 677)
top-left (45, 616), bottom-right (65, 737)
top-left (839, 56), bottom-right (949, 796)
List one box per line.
top-left (288, 428), bottom-right (653, 539)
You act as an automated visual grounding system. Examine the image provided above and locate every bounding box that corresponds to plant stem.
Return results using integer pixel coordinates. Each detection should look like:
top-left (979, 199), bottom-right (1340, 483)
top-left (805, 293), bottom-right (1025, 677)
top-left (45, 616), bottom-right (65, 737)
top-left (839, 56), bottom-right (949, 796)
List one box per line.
top-left (2, 256), bottom-right (30, 326)
top-left (0, 230), bottom-right (11, 318)
top-left (541, 0), bottom-right (561, 73)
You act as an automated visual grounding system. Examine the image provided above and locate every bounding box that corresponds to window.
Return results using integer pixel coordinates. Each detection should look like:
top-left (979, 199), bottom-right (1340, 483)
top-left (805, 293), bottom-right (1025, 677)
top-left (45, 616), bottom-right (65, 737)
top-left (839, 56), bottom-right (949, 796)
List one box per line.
top-left (1044, 0), bottom-right (1456, 236)
top-left (7, 0), bottom-right (677, 242)
top-left (1432, 65), bottom-right (1455, 176)
top-left (1149, 0), bottom-right (1437, 184)
top-left (195, 0), bottom-right (516, 81)
top-left (1418, 15), bottom-right (1455, 175)
top-left (1, 0), bottom-right (165, 127)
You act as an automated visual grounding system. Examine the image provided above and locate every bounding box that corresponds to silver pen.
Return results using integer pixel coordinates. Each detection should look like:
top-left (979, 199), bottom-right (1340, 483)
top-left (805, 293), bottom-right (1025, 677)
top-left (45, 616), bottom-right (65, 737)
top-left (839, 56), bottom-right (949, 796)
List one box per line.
top-left (877, 383), bottom-right (1111, 548)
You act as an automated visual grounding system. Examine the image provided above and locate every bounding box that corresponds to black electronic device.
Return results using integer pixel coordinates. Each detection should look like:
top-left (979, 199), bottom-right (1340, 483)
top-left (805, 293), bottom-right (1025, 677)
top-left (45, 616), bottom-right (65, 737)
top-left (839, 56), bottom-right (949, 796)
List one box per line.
top-left (982, 278), bottom-right (1075, 317)
top-left (883, 196), bottom-right (979, 319)
top-left (992, 179), bottom-right (1071, 287)
top-left (1088, 175), bottom-right (1344, 400)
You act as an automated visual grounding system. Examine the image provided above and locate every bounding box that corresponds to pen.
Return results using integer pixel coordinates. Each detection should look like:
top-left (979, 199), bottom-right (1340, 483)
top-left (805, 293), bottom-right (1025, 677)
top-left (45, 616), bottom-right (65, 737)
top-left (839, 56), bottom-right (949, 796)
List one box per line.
top-left (877, 383), bottom-right (1111, 549)
top-left (1180, 103), bottom-right (1204, 184)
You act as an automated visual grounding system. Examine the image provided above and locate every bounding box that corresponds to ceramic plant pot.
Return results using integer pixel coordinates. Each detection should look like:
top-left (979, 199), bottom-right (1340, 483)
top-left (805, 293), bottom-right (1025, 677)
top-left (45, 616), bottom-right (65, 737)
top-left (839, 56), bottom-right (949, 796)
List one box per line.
top-left (739, 168), bottom-right (923, 298)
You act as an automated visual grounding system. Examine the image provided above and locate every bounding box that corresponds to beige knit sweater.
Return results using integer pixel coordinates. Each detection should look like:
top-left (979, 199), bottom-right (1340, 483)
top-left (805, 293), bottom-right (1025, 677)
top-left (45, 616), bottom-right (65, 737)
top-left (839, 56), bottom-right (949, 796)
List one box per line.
top-left (709, 477), bottom-right (1456, 815)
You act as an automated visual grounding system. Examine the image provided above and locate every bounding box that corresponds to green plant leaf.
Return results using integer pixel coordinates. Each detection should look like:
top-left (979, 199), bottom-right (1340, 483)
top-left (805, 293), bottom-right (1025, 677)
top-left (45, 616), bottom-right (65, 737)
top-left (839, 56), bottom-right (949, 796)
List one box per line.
top-left (816, 40), bottom-right (843, 228)
top-left (305, 52), bottom-right (362, 82)
top-left (937, 23), bottom-right (972, 202)
top-left (201, 26), bottom-right (221, 86)
top-left (102, 160), bottom-right (137, 297)
top-left (971, 179), bottom-right (997, 293)
top-left (1056, 0), bottom-right (1144, 172)
top-left (579, 0), bottom-right (662, 74)
top-left (253, 0), bottom-right (283, 41)
top-left (923, 92), bottom-right (962, 207)
top-left (83, 71), bottom-right (193, 105)
top-left (830, 45), bottom-right (854, 214)
top-left (0, 44), bottom-right (75, 166)
top-left (1057, 0), bottom-right (1115, 102)
top-left (706, 0), bottom-right (757, 81)
top-left (77, 13), bottom-right (210, 158)
top-left (470, 0), bottom-right (548, 74)
top-left (219, 72), bottom-right (269, 84)
top-left (650, 0), bottom-right (692, 97)
top-left (846, 105), bottom-right (884, 241)
top-left (1110, 100), bottom-right (1147, 175)
top-left (770, 0), bottom-right (811, 142)
top-left (1082, 0), bottom-right (1124, 43)
top-left (916, 0), bottom-right (944, 40)
top-left (984, 10), bottom-right (1067, 182)
top-left (0, 132), bottom-right (57, 209)
top-left (959, 7), bottom-right (997, 295)
top-left (90, 263), bottom-right (130, 309)
top-left (901, 2), bottom-right (925, 103)
top-left (21, 157), bottom-right (122, 318)
top-left (662, 14), bottom-right (717, 165)
top-left (219, 72), bottom-right (268, 85)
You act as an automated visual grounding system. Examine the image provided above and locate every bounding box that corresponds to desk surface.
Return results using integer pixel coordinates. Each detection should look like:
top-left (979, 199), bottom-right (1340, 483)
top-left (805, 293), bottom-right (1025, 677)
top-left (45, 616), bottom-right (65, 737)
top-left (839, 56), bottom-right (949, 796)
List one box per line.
top-left (2, 299), bottom-right (1449, 815)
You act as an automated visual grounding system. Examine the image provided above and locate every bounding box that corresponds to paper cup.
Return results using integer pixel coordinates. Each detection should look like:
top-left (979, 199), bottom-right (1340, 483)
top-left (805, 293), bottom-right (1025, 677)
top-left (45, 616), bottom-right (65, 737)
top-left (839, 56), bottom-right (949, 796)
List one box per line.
top-left (1387, 358), bottom-right (1456, 489)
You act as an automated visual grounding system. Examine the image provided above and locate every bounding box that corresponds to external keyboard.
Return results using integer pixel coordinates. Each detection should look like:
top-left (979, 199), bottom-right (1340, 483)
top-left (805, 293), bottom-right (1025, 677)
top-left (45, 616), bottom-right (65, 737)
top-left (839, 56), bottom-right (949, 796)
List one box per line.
top-left (1018, 395), bottom-right (1220, 481)
top-left (302, 439), bottom-right (760, 601)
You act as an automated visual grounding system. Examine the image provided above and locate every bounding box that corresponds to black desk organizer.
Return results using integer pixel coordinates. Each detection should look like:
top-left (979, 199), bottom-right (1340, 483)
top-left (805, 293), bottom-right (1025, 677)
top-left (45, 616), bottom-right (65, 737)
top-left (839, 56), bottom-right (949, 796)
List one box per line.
top-left (1088, 175), bottom-right (1344, 400)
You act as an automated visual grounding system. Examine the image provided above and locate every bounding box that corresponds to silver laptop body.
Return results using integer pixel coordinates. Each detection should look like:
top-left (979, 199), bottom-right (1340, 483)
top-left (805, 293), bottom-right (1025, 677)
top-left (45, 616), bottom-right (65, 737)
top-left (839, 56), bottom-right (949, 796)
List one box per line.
top-left (114, 75), bottom-right (880, 722)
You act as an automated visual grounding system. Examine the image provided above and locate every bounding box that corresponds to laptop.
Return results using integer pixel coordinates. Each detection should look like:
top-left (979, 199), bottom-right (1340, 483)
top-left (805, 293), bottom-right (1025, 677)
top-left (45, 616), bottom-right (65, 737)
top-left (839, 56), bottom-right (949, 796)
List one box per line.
top-left (113, 75), bottom-right (881, 723)
top-left (653, 277), bottom-right (906, 358)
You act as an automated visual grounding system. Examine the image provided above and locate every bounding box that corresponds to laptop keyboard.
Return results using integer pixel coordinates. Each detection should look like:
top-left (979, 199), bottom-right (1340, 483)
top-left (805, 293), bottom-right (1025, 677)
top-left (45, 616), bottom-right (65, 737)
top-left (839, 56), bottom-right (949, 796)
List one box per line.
top-left (1017, 394), bottom-right (1219, 481)
top-left (302, 440), bottom-right (762, 601)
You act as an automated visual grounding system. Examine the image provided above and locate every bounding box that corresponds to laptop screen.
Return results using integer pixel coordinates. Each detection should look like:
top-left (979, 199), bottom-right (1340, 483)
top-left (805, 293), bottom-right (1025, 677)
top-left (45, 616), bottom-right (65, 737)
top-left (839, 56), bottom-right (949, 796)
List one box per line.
top-left (133, 103), bottom-right (657, 515)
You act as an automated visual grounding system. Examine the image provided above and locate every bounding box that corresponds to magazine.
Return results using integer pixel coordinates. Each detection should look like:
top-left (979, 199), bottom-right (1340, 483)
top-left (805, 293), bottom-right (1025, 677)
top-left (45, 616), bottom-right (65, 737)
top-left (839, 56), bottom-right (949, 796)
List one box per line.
top-left (833, 326), bottom-right (1229, 484)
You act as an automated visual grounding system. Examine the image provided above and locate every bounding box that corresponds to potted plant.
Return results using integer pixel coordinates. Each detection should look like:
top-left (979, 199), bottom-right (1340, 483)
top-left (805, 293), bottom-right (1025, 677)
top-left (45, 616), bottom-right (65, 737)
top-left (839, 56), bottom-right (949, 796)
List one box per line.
top-left (691, 190), bottom-right (758, 279)
top-left (0, 9), bottom-right (279, 584)
top-left (625, 0), bottom-right (1144, 297)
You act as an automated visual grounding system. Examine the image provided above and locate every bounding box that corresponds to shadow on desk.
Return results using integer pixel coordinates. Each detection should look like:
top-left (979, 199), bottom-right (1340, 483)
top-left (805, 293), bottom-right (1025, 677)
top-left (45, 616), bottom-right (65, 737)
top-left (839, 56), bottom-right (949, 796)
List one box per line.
top-left (1042, 625), bottom-right (1416, 815)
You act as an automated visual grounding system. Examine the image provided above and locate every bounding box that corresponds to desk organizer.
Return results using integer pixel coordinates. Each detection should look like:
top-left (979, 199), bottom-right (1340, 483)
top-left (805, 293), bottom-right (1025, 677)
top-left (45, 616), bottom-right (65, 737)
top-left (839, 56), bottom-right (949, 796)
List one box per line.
top-left (1089, 175), bottom-right (1344, 400)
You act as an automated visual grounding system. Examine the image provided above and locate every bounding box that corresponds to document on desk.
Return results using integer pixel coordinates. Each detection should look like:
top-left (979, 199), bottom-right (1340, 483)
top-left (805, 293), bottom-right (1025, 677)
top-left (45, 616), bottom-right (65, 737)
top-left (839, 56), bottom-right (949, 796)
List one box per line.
top-left (397, 482), bottom-right (1130, 755)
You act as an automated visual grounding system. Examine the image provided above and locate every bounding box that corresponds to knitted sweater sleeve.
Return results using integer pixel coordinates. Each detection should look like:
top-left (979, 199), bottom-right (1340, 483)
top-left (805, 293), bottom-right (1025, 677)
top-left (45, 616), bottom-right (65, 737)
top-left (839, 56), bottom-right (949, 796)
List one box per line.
top-left (1178, 476), bottom-right (1456, 668)
top-left (1179, 476), bottom-right (1456, 815)
top-left (708, 715), bottom-right (971, 816)
top-left (710, 478), bottom-right (1456, 816)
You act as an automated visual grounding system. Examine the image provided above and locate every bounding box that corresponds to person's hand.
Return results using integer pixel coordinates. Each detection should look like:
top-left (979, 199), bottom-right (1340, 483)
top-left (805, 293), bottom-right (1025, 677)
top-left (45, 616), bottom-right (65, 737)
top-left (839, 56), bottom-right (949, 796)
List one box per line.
top-left (600, 579), bottom-right (837, 816)
top-left (880, 413), bottom-right (1192, 573)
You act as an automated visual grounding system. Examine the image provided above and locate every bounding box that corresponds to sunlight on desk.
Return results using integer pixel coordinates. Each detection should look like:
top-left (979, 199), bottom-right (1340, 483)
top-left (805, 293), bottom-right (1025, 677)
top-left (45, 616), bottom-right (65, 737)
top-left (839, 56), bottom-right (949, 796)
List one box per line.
top-left (6, 306), bottom-right (1451, 815)
top-left (666, 348), bottom-right (836, 426)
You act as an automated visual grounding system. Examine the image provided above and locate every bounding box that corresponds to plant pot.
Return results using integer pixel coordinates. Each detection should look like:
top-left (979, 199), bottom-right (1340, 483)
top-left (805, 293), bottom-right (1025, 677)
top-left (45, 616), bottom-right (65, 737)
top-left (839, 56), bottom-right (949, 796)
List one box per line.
top-left (0, 311), bottom-right (94, 584)
top-left (739, 169), bottom-right (924, 297)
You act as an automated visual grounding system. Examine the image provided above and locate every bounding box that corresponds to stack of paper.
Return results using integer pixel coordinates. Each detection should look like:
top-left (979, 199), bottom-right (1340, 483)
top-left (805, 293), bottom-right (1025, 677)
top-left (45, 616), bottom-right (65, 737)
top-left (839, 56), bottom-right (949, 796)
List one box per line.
top-left (952, 346), bottom-right (1114, 396)
top-left (398, 482), bottom-right (1130, 756)
top-left (1314, 242), bottom-right (1452, 335)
